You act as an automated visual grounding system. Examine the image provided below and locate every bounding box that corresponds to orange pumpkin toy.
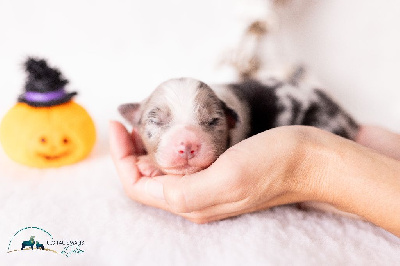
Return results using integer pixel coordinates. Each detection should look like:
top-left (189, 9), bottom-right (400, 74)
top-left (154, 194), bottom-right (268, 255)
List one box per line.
top-left (0, 58), bottom-right (96, 168)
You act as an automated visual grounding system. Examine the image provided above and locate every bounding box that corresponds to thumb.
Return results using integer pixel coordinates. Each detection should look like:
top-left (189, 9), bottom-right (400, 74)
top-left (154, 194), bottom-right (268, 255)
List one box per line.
top-left (131, 127), bottom-right (147, 156)
top-left (161, 151), bottom-right (244, 213)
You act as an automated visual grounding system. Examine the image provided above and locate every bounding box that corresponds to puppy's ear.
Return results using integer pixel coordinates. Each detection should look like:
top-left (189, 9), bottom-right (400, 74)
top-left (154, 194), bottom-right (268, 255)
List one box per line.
top-left (220, 101), bottom-right (239, 129)
top-left (118, 103), bottom-right (142, 126)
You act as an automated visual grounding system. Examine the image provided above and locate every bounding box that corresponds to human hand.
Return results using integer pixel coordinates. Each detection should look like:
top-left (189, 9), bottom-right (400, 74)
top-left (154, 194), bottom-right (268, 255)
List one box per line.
top-left (109, 121), bottom-right (323, 223)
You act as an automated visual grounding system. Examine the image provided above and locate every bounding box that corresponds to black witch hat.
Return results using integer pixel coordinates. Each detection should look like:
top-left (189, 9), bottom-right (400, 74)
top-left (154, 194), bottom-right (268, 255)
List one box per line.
top-left (18, 57), bottom-right (77, 107)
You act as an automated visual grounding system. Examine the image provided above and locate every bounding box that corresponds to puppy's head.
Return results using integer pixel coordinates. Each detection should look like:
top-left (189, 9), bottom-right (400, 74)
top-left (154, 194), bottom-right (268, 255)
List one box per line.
top-left (119, 78), bottom-right (237, 175)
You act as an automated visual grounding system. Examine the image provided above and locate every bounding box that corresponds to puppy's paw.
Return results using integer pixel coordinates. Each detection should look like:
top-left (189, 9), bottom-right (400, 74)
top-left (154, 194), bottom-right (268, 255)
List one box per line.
top-left (136, 155), bottom-right (163, 177)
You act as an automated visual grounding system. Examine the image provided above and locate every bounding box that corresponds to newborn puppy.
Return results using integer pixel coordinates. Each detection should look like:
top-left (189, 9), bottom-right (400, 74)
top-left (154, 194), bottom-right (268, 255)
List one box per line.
top-left (118, 78), bottom-right (241, 176)
top-left (119, 77), bottom-right (359, 177)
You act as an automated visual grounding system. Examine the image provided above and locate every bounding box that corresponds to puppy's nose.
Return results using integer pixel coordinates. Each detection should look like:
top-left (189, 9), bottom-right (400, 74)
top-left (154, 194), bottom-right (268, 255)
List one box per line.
top-left (177, 143), bottom-right (199, 159)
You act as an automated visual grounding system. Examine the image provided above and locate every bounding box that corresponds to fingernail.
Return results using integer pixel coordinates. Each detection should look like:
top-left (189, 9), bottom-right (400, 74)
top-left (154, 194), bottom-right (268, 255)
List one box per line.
top-left (145, 179), bottom-right (164, 200)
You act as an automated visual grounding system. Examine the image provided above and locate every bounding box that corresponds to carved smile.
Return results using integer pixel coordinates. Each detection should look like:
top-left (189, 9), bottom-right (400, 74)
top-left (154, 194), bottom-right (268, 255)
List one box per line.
top-left (37, 151), bottom-right (70, 161)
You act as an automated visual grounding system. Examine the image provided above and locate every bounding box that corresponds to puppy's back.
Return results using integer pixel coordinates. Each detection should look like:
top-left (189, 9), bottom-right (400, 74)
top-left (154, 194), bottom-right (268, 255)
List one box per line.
top-left (213, 79), bottom-right (359, 141)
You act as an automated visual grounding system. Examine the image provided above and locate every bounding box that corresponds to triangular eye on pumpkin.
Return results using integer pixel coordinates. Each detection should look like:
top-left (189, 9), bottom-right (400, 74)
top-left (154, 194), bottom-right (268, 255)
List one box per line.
top-left (0, 57), bottom-right (96, 168)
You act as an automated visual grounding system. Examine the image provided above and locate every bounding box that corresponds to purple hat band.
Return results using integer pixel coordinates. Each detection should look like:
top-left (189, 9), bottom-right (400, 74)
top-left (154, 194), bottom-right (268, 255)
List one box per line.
top-left (24, 88), bottom-right (67, 103)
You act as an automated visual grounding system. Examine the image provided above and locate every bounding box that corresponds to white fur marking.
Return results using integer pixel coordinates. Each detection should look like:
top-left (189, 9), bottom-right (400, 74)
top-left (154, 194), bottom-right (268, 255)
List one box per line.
top-left (159, 78), bottom-right (200, 125)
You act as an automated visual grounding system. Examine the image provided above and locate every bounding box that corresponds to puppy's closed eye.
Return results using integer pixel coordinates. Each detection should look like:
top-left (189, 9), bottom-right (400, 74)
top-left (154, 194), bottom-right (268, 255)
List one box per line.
top-left (146, 107), bottom-right (171, 127)
top-left (147, 118), bottom-right (164, 126)
top-left (202, 117), bottom-right (220, 127)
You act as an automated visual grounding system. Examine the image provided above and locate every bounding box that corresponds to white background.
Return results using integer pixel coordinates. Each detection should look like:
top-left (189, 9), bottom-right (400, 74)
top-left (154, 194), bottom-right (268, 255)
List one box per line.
top-left (1, 0), bottom-right (399, 131)
top-left (1, 0), bottom-right (399, 264)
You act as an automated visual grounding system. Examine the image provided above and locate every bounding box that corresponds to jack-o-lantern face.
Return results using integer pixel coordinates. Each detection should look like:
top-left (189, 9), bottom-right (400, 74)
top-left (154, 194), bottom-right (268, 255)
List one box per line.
top-left (0, 101), bottom-right (96, 168)
top-left (31, 129), bottom-right (75, 161)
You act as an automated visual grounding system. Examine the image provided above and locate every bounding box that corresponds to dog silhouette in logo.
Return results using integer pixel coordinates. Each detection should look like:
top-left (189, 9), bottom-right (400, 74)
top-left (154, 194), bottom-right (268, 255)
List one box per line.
top-left (21, 236), bottom-right (35, 250)
top-left (35, 241), bottom-right (45, 250)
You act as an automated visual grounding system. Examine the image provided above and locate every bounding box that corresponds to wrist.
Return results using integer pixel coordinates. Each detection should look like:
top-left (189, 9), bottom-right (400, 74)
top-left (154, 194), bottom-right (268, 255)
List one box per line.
top-left (299, 128), bottom-right (400, 236)
top-left (286, 127), bottom-right (348, 203)
top-left (272, 127), bottom-right (335, 203)
top-left (289, 137), bottom-right (333, 203)
top-left (322, 140), bottom-right (400, 217)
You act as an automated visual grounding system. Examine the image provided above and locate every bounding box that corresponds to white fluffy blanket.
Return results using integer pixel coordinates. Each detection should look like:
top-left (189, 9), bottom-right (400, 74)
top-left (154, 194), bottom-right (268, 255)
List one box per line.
top-left (1, 0), bottom-right (399, 264)
top-left (1, 140), bottom-right (399, 264)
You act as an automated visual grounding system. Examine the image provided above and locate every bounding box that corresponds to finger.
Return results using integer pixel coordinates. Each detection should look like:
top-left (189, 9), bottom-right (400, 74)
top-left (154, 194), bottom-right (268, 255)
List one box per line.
top-left (161, 149), bottom-right (247, 213)
top-left (183, 207), bottom-right (253, 224)
top-left (179, 197), bottom-right (252, 224)
top-left (109, 121), bottom-right (140, 184)
top-left (110, 121), bottom-right (188, 211)
top-left (356, 125), bottom-right (400, 160)
top-left (126, 177), bottom-right (168, 209)
top-left (126, 175), bottom-right (185, 212)
top-left (109, 121), bottom-right (136, 160)
top-left (179, 192), bottom-right (298, 224)
top-left (131, 127), bottom-right (146, 156)
top-left (110, 121), bottom-right (173, 209)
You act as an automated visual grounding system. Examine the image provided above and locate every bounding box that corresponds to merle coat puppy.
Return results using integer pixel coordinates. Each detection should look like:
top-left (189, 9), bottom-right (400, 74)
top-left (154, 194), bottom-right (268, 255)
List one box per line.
top-left (119, 77), bottom-right (358, 177)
